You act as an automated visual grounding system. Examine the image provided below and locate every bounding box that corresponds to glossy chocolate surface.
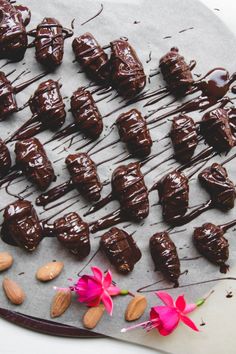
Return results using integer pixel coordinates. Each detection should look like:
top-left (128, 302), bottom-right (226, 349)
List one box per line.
top-left (15, 137), bottom-right (55, 190)
top-left (193, 222), bottom-right (229, 273)
top-left (72, 32), bottom-right (110, 83)
top-left (14, 4), bottom-right (31, 26)
top-left (159, 47), bottom-right (194, 93)
top-left (150, 231), bottom-right (180, 285)
top-left (199, 163), bottom-right (236, 210)
top-left (2, 199), bottom-right (42, 251)
top-left (71, 87), bottom-right (103, 139)
top-left (110, 39), bottom-right (146, 98)
top-left (0, 138), bottom-right (11, 176)
top-left (66, 153), bottom-right (102, 201)
top-left (0, 71), bottom-right (17, 119)
top-left (200, 108), bottom-right (235, 152)
top-left (54, 212), bottom-right (90, 259)
top-left (170, 114), bottom-right (198, 162)
top-left (157, 171), bottom-right (189, 223)
top-left (112, 162), bottom-right (149, 221)
top-left (116, 108), bottom-right (152, 157)
top-left (0, 0), bottom-right (28, 61)
top-left (100, 227), bottom-right (141, 273)
top-left (29, 79), bottom-right (66, 129)
top-left (31, 17), bottom-right (72, 67)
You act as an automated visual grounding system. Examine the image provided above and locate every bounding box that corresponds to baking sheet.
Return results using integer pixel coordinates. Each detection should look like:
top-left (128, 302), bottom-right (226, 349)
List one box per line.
top-left (1, 0), bottom-right (236, 353)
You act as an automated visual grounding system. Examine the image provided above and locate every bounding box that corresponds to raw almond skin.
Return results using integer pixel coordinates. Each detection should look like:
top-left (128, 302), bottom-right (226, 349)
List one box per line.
top-left (50, 289), bottom-right (72, 318)
top-left (2, 277), bottom-right (25, 305)
top-left (125, 295), bottom-right (147, 321)
top-left (36, 261), bottom-right (64, 282)
top-left (83, 304), bottom-right (105, 329)
top-left (0, 252), bottom-right (14, 272)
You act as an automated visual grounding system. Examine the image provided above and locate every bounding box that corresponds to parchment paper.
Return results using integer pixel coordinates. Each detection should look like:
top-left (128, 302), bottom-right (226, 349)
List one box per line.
top-left (1, 1), bottom-right (236, 353)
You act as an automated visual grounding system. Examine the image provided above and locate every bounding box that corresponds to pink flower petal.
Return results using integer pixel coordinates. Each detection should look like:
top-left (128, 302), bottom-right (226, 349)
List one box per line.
top-left (180, 315), bottom-right (199, 332)
top-left (156, 291), bottom-right (174, 307)
top-left (104, 270), bottom-right (112, 288)
top-left (101, 291), bottom-right (113, 315)
top-left (183, 303), bottom-right (197, 314)
top-left (87, 297), bottom-right (102, 307)
top-left (91, 266), bottom-right (104, 282)
top-left (152, 306), bottom-right (180, 335)
top-left (175, 295), bottom-right (186, 312)
top-left (107, 285), bottom-right (120, 296)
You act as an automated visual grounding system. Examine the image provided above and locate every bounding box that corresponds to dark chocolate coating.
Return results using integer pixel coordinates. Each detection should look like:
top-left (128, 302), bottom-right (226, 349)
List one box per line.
top-left (15, 137), bottom-right (55, 191)
top-left (72, 32), bottom-right (110, 83)
top-left (116, 108), bottom-right (152, 157)
top-left (193, 222), bottom-right (229, 273)
top-left (200, 108), bottom-right (235, 152)
top-left (70, 87), bottom-right (103, 139)
top-left (0, 0), bottom-right (28, 61)
top-left (170, 114), bottom-right (198, 163)
top-left (159, 47), bottom-right (194, 93)
top-left (54, 212), bottom-right (90, 259)
top-left (100, 227), bottom-right (141, 274)
top-left (14, 4), bottom-right (31, 26)
top-left (0, 71), bottom-right (17, 120)
top-left (157, 171), bottom-right (189, 223)
top-left (2, 199), bottom-right (42, 252)
top-left (112, 162), bottom-right (149, 221)
top-left (0, 138), bottom-right (11, 176)
top-left (66, 153), bottom-right (102, 202)
top-left (110, 39), bottom-right (146, 98)
top-left (29, 79), bottom-right (66, 129)
top-left (33, 18), bottom-right (65, 67)
top-left (150, 231), bottom-right (180, 285)
top-left (198, 163), bottom-right (236, 210)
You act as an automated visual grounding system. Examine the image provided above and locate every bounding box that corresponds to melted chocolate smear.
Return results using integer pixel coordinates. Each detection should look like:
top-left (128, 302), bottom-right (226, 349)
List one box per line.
top-left (226, 290), bottom-right (233, 298)
top-left (71, 19), bottom-right (75, 29)
top-left (81, 3), bottom-right (104, 26)
top-left (200, 319), bottom-right (206, 326)
top-left (14, 71), bottom-right (48, 94)
top-left (163, 36), bottom-right (172, 39)
top-left (137, 276), bottom-right (236, 293)
top-left (90, 209), bottom-right (124, 233)
top-left (179, 27), bottom-right (194, 33)
top-left (146, 51), bottom-right (152, 64)
top-left (36, 180), bottom-right (74, 207)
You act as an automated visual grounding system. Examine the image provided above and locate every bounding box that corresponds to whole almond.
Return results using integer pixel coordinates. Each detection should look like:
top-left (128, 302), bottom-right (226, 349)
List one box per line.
top-left (36, 261), bottom-right (64, 282)
top-left (0, 252), bottom-right (14, 272)
top-left (125, 295), bottom-right (147, 321)
top-left (83, 304), bottom-right (105, 329)
top-left (2, 277), bottom-right (25, 305)
top-left (50, 289), bottom-right (72, 318)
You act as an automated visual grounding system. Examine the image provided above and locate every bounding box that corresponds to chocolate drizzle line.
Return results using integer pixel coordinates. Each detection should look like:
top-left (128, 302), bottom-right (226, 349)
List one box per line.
top-left (81, 4), bottom-right (104, 26)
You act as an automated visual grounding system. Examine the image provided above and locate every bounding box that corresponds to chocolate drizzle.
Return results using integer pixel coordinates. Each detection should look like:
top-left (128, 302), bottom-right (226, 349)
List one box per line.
top-left (28, 17), bottom-right (73, 68)
top-left (150, 231), bottom-right (180, 286)
top-left (70, 87), bottom-right (103, 139)
top-left (1, 199), bottom-right (42, 251)
top-left (72, 32), bottom-right (110, 83)
top-left (110, 39), bottom-right (146, 98)
top-left (15, 137), bottom-right (56, 191)
top-left (0, 0), bottom-right (29, 61)
top-left (53, 212), bottom-right (90, 259)
top-left (100, 227), bottom-right (141, 273)
top-left (0, 138), bottom-right (11, 176)
top-left (116, 108), bottom-right (152, 157)
top-left (170, 114), bottom-right (198, 162)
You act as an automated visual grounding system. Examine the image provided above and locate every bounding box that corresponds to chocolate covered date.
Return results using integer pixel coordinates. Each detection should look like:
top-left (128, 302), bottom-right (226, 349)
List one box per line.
top-left (0, 71), bottom-right (17, 120)
top-left (2, 199), bottom-right (42, 252)
top-left (0, 138), bottom-right (11, 176)
top-left (66, 153), bottom-right (102, 201)
top-left (150, 231), bottom-right (180, 285)
top-left (193, 222), bottom-right (229, 273)
top-left (72, 32), bottom-right (110, 83)
top-left (15, 137), bottom-right (55, 190)
top-left (170, 114), bottom-right (198, 162)
top-left (112, 162), bottom-right (149, 221)
top-left (71, 87), bottom-right (103, 139)
top-left (54, 212), bottom-right (90, 259)
top-left (110, 39), bottom-right (146, 98)
top-left (100, 227), bottom-right (141, 273)
top-left (157, 171), bottom-right (189, 223)
top-left (198, 163), bottom-right (236, 210)
top-left (116, 109), bottom-right (152, 157)
top-left (159, 47), bottom-right (194, 93)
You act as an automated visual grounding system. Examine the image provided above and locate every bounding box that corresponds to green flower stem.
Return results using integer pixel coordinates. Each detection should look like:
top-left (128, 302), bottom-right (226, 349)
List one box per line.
top-left (120, 289), bottom-right (132, 296)
top-left (196, 289), bottom-right (215, 307)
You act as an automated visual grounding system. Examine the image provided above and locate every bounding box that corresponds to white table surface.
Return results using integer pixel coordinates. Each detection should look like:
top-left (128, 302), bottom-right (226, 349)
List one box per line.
top-left (1, 1), bottom-right (235, 353)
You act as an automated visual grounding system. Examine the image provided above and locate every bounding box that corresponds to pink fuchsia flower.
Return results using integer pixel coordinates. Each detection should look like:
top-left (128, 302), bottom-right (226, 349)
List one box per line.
top-left (72, 266), bottom-right (122, 315)
top-left (121, 291), bottom-right (211, 335)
